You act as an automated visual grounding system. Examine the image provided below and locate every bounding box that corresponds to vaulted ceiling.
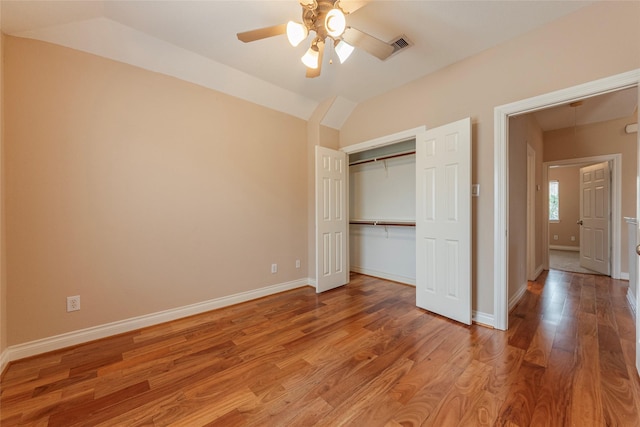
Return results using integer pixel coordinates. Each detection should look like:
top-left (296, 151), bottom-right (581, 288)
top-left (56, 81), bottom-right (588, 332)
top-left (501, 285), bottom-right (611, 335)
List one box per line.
top-left (3, 0), bottom-right (635, 129)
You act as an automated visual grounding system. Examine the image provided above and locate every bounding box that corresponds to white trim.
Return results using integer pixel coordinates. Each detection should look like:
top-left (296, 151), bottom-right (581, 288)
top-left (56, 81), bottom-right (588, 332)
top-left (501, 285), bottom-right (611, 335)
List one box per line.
top-left (509, 282), bottom-right (529, 312)
top-left (628, 289), bottom-right (637, 316)
top-left (341, 126), bottom-right (427, 155)
top-left (621, 272), bottom-right (630, 281)
top-left (526, 144), bottom-right (536, 281)
top-left (533, 265), bottom-right (544, 280)
top-left (3, 279), bottom-right (310, 364)
top-left (494, 69), bottom-right (640, 332)
top-left (350, 267), bottom-right (416, 286)
top-left (472, 311), bottom-right (494, 328)
top-left (0, 350), bottom-right (9, 376)
top-left (543, 154), bottom-right (622, 278)
top-left (549, 245), bottom-right (580, 252)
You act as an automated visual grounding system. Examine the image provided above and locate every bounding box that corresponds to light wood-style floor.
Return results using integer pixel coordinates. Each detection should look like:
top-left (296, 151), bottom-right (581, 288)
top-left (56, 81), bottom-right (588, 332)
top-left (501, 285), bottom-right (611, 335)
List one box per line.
top-left (1, 271), bottom-right (639, 426)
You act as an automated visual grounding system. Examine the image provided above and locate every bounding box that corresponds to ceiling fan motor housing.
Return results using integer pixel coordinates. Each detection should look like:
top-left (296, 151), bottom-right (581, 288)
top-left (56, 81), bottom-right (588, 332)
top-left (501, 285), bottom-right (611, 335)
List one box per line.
top-left (302, 0), bottom-right (345, 41)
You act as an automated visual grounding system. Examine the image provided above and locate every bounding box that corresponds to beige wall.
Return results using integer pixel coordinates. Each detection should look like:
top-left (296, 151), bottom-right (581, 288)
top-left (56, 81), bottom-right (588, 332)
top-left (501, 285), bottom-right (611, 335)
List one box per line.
top-left (508, 114), bottom-right (544, 300)
top-left (4, 36), bottom-right (308, 345)
top-left (339, 2), bottom-right (640, 315)
top-left (548, 165), bottom-right (581, 248)
top-left (305, 101), bottom-right (340, 282)
top-left (544, 114), bottom-right (638, 274)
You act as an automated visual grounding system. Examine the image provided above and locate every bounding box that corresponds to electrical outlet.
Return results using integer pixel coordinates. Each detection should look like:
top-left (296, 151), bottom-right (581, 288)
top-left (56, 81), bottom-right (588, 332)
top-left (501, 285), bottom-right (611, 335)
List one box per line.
top-left (295, 259), bottom-right (301, 269)
top-left (571, 236), bottom-right (576, 241)
top-left (271, 263), bottom-right (278, 274)
top-left (67, 295), bottom-right (80, 312)
top-left (553, 235), bottom-right (559, 241)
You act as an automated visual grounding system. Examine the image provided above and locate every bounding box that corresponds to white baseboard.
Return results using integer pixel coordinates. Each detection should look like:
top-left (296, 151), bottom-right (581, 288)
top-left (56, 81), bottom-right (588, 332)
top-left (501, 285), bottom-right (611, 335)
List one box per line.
top-left (627, 289), bottom-right (637, 317)
top-left (620, 272), bottom-right (630, 281)
top-left (350, 266), bottom-right (416, 286)
top-left (472, 311), bottom-right (494, 328)
top-left (529, 265), bottom-right (544, 281)
top-left (3, 278), bottom-right (311, 366)
top-left (549, 245), bottom-right (580, 252)
top-left (509, 282), bottom-right (528, 312)
top-left (0, 348), bottom-right (9, 377)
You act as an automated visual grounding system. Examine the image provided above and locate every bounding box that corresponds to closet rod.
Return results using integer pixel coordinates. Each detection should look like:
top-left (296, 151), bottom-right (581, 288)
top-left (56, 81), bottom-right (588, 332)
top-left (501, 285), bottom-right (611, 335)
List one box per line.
top-left (349, 220), bottom-right (416, 227)
top-left (348, 149), bottom-right (416, 166)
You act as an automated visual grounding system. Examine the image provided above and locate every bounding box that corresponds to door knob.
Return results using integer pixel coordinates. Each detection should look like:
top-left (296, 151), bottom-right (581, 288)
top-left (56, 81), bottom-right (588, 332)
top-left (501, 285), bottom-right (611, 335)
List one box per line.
top-left (577, 220), bottom-right (583, 226)
top-left (636, 244), bottom-right (640, 256)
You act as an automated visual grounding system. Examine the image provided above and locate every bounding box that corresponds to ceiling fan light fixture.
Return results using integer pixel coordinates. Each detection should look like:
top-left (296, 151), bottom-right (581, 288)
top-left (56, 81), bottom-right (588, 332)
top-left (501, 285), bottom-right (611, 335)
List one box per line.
top-left (301, 45), bottom-right (320, 69)
top-left (325, 8), bottom-right (346, 37)
top-left (286, 21), bottom-right (308, 47)
top-left (335, 40), bottom-right (354, 63)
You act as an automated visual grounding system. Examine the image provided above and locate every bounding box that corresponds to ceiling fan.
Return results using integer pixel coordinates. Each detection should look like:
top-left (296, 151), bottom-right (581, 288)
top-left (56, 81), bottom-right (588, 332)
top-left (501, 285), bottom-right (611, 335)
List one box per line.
top-left (236, 0), bottom-right (394, 78)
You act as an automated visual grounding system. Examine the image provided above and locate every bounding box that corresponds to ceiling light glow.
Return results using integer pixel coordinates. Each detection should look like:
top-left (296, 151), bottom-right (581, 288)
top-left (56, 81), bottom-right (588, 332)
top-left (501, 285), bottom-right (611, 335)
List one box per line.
top-left (325, 9), bottom-right (346, 38)
top-left (301, 46), bottom-right (319, 69)
top-left (286, 21), bottom-right (308, 47)
top-left (335, 40), bottom-right (354, 63)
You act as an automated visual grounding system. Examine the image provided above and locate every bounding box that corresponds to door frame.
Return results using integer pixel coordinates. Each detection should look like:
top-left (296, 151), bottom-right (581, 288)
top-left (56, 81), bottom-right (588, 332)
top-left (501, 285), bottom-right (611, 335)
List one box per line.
top-left (541, 156), bottom-right (620, 275)
top-left (494, 68), bottom-right (640, 331)
top-left (526, 144), bottom-right (537, 281)
top-left (341, 126), bottom-right (427, 156)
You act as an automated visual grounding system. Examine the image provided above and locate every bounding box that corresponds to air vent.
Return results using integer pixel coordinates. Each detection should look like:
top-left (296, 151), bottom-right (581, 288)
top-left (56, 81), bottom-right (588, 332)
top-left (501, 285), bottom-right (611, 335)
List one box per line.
top-left (386, 34), bottom-right (413, 60)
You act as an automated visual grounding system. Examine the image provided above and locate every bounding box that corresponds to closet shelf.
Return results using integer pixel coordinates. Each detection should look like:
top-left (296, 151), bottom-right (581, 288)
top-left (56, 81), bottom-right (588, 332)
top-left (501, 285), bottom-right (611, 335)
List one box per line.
top-left (349, 220), bottom-right (416, 227)
top-left (348, 150), bottom-right (416, 166)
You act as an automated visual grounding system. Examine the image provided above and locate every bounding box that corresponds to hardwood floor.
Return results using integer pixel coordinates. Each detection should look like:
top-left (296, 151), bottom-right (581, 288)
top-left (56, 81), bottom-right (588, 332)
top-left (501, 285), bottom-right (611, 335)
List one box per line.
top-left (1, 271), bottom-right (639, 426)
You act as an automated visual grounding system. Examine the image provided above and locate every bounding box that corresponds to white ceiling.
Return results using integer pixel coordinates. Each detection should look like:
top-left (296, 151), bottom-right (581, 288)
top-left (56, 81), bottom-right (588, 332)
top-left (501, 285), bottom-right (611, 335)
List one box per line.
top-left (534, 87), bottom-right (638, 131)
top-left (3, 0), bottom-right (635, 129)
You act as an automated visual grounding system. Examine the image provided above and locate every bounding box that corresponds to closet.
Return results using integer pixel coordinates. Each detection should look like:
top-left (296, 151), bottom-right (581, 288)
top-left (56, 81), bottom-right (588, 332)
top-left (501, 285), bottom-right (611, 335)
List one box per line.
top-left (348, 139), bottom-right (416, 285)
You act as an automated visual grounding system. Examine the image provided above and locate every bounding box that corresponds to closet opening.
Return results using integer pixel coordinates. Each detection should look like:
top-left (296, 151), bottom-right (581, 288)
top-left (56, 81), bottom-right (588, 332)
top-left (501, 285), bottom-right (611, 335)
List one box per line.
top-left (348, 138), bottom-right (417, 286)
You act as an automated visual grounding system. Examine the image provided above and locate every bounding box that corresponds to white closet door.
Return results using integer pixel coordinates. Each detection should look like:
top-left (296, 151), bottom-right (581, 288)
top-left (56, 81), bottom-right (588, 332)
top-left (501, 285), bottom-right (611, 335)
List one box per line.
top-left (316, 146), bottom-right (348, 292)
top-left (416, 118), bottom-right (471, 324)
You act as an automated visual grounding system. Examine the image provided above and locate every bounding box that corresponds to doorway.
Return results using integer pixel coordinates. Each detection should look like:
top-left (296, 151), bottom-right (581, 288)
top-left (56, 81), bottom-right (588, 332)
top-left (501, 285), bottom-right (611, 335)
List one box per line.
top-left (543, 157), bottom-right (620, 277)
top-left (494, 69), bottom-right (640, 331)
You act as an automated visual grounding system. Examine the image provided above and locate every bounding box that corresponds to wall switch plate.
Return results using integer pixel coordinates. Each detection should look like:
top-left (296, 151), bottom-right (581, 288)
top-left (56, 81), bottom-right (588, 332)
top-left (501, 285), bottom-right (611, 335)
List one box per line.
top-left (295, 259), bottom-right (300, 269)
top-left (271, 264), bottom-right (278, 274)
top-left (67, 295), bottom-right (80, 312)
top-left (571, 236), bottom-right (576, 241)
top-left (553, 235), bottom-right (559, 241)
top-left (471, 184), bottom-right (480, 197)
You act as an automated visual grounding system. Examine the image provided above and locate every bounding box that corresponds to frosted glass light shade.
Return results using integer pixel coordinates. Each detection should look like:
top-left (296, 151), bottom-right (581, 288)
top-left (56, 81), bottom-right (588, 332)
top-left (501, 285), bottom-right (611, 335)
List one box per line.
top-left (286, 21), bottom-right (308, 47)
top-left (325, 9), bottom-right (346, 37)
top-left (301, 46), bottom-right (319, 69)
top-left (335, 40), bottom-right (354, 63)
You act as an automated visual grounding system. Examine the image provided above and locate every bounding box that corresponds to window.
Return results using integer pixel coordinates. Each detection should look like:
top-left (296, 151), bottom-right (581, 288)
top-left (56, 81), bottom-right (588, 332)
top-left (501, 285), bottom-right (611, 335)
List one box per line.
top-left (549, 180), bottom-right (559, 221)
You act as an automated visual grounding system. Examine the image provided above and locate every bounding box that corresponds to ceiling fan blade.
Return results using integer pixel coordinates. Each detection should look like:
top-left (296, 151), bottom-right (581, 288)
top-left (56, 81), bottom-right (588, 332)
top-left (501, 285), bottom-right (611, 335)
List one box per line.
top-left (342, 27), bottom-right (394, 60)
top-left (237, 23), bottom-right (287, 43)
top-left (306, 40), bottom-right (325, 78)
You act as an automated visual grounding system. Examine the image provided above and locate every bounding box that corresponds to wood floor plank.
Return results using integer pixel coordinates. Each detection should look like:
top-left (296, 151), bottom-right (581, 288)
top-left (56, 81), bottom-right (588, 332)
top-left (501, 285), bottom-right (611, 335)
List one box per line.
top-left (571, 331), bottom-right (604, 426)
top-left (423, 359), bottom-right (494, 426)
top-left (523, 319), bottom-right (558, 367)
top-left (388, 345), bottom-right (474, 425)
top-left (528, 347), bottom-right (575, 426)
top-left (2, 271), bottom-right (639, 426)
top-left (494, 360), bottom-right (546, 427)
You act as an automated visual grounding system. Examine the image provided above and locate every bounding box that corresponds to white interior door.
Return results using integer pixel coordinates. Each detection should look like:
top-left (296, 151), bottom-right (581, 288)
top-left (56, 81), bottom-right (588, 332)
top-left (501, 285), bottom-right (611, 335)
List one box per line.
top-left (416, 117), bottom-right (471, 324)
top-left (316, 146), bottom-right (348, 293)
top-left (579, 162), bottom-right (611, 275)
